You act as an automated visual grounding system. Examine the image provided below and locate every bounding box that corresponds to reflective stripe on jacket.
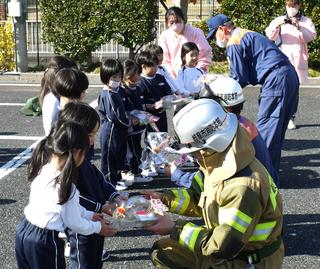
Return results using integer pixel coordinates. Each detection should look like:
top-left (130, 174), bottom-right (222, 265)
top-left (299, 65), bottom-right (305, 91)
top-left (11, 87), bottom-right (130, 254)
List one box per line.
top-left (163, 126), bottom-right (283, 267)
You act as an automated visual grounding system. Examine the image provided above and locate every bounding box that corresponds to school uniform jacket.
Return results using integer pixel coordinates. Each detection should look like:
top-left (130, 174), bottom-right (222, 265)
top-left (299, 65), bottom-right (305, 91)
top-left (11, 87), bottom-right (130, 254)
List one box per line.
top-left (138, 74), bottom-right (172, 131)
top-left (78, 153), bottom-right (119, 213)
top-left (119, 85), bottom-right (146, 136)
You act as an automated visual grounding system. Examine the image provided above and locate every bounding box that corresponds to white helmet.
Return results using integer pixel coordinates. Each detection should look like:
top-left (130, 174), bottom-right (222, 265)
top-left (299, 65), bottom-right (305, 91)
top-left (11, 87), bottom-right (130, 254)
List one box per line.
top-left (173, 99), bottom-right (238, 153)
top-left (208, 77), bottom-right (245, 107)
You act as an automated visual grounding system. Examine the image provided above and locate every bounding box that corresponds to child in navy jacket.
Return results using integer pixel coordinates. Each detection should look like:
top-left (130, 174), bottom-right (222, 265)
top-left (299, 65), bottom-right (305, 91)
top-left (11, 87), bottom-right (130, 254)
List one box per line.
top-left (98, 59), bottom-right (131, 189)
top-left (120, 60), bottom-right (147, 178)
top-left (136, 51), bottom-right (172, 132)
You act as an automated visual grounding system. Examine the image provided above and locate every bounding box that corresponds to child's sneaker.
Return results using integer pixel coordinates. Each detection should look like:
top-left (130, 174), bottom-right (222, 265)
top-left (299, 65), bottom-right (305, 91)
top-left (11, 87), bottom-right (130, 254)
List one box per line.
top-left (134, 174), bottom-right (153, 183)
top-left (287, 119), bottom-right (297, 130)
top-left (121, 171), bottom-right (135, 186)
top-left (101, 249), bottom-right (111, 262)
top-left (115, 181), bottom-right (128, 191)
top-left (141, 168), bottom-right (158, 177)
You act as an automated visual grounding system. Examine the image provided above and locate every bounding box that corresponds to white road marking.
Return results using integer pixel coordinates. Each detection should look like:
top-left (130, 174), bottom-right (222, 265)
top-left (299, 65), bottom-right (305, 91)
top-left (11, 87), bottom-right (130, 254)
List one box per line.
top-left (0, 83), bottom-right (102, 88)
top-left (0, 135), bottom-right (43, 140)
top-left (0, 96), bottom-right (99, 180)
top-left (0, 103), bottom-right (24, 106)
top-left (0, 140), bottom-right (41, 180)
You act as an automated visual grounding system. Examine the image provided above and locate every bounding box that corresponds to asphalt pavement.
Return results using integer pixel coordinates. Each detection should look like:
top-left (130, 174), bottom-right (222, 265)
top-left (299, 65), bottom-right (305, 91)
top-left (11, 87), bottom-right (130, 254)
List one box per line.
top-left (0, 76), bottom-right (319, 269)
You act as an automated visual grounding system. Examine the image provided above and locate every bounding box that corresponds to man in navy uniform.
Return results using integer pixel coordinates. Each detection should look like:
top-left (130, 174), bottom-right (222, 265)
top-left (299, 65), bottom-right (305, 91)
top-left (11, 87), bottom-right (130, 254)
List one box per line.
top-left (206, 14), bottom-right (299, 176)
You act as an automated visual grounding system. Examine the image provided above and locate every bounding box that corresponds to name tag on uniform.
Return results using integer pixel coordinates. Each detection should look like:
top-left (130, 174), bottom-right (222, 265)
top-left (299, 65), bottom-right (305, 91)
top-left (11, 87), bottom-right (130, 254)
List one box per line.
top-left (158, 83), bottom-right (165, 86)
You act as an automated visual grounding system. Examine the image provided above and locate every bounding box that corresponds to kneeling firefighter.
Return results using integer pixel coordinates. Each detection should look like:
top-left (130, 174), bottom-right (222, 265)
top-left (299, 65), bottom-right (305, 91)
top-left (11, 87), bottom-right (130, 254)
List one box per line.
top-left (145, 99), bottom-right (284, 269)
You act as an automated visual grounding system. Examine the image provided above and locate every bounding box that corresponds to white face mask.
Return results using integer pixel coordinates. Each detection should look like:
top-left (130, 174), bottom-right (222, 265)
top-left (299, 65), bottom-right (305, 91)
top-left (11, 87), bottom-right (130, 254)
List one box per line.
top-left (170, 22), bottom-right (184, 34)
top-left (108, 80), bottom-right (121, 89)
top-left (286, 6), bottom-right (299, 18)
top-left (216, 37), bottom-right (228, 48)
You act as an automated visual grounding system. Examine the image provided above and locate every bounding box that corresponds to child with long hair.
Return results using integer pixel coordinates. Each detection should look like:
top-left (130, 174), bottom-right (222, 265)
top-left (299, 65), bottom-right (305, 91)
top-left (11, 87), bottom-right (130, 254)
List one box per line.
top-left (98, 59), bottom-right (130, 190)
top-left (15, 121), bottom-right (117, 269)
top-left (175, 42), bottom-right (204, 96)
top-left (57, 101), bottom-right (125, 267)
top-left (40, 56), bottom-right (77, 135)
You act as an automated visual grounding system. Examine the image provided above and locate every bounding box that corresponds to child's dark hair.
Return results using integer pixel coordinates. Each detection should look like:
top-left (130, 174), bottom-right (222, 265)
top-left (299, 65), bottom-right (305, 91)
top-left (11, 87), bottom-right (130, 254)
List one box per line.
top-left (53, 68), bottom-right (88, 100)
top-left (165, 6), bottom-right (185, 24)
top-left (181, 42), bottom-right (199, 66)
top-left (123, 59), bottom-right (142, 80)
top-left (227, 103), bottom-right (244, 116)
top-left (57, 101), bottom-right (100, 133)
top-left (28, 121), bottom-right (89, 204)
top-left (135, 51), bottom-right (158, 67)
top-left (100, 59), bottom-right (123, 85)
top-left (145, 44), bottom-right (163, 65)
top-left (40, 56), bottom-right (77, 106)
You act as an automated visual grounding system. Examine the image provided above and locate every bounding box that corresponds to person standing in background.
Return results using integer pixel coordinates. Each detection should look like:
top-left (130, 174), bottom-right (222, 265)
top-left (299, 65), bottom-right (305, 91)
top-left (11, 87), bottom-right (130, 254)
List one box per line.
top-left (158, 6), bottom-right (212, 78)
top-left (206, 14), bottom-right (299, 174)
top-left (266, 0), bottom-right (317, 129)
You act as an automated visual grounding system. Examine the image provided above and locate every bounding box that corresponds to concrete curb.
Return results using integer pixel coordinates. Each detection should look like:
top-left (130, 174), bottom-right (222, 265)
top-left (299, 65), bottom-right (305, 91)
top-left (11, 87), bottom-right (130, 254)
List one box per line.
top-left (1, 72), bottom-right (320, 86)
top-left (0, 72), bottom-right (102, 85)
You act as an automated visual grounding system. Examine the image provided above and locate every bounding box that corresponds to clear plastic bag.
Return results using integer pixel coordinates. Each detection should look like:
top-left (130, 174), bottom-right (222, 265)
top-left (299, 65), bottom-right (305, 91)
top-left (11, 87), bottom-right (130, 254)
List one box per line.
top-left (161, 95), bottom-right (193, 109)
top-left (130, 110), bottom-right (159, 126)
top-left (110, 195), bottom-right (168, 229)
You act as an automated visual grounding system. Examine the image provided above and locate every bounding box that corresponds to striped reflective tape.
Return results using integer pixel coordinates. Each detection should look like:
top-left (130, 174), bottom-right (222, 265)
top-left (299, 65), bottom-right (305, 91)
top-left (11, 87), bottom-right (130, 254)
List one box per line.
top-left (249, 220), bottom-right (277, 241)
top-left (268, 174), bottom-right (278, 210)
top-left (171, 189), bottom-right (190, 214)
top-left (193, 171), bottom-right (204, 192)
top-left (219, 207), bottom-right (252, 234)
top-left (179, 222), bottom-right (203, 252)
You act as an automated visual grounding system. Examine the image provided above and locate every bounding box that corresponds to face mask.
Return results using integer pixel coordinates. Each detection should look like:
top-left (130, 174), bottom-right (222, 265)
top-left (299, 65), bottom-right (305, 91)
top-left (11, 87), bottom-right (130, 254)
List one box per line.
top-left (109, 80), bottom-right (121, 89)
top-left (170, 22), bottom-right (184, 34)
top-left (216, 37), bottom-right (227, 48)
top-left (286, 6), bottom-right (299, 18)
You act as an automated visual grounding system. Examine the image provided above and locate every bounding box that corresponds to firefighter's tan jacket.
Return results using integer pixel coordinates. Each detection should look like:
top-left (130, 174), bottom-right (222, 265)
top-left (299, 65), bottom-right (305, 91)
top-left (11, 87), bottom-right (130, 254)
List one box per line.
top-left (162, 125), bottom-right (283, 268)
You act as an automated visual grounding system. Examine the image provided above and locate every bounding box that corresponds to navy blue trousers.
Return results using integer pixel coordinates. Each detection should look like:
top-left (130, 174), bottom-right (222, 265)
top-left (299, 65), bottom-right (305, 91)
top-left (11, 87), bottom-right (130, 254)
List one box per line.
top-left (128, 133), bottom-right (143, 175)
top-left (100, 123), bottom-right (127, 185)
top-left (15, 217), bottom-right (65, 269)
top-left (256, 64), bottom-right (299, 173)
top-left (69, 231), bottom-right (104, 269)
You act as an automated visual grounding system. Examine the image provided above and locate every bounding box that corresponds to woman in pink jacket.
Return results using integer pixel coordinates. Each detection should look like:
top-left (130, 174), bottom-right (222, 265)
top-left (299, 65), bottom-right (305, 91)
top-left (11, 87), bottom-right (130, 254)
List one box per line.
top-left (158, 6), bottom-right (212, 78)
top-left (266, 0), bottom-right (317, 129)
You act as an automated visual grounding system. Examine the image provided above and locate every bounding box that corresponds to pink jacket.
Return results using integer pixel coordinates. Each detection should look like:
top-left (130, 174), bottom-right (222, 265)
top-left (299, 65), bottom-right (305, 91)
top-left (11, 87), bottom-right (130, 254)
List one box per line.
top-left (158, 24), bottom-right (212, 78)
top-left (266, 15), bottom-right (317, 83)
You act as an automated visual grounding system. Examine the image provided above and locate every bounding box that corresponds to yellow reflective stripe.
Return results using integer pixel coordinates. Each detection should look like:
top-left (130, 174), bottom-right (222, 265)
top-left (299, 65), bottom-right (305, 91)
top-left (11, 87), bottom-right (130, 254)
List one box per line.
top-left (219, 208), bottom-right (252, 234)
top-left (170, 189), bottom-right (190, 214)
top-left (268, 174), bottom-right (278, 210)
top-left (179, 222), bottom-right (202, 252)
top-left (249, 221), bottom-right (277, 241)
top-left (194, 172), bottom-right (204, 192)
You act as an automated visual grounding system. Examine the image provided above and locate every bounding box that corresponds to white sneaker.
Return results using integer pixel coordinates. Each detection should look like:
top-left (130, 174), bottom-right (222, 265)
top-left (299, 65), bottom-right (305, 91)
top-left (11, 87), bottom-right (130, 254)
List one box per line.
top-left (287, 119), bottom-right (297, 130)
top-left (121, 171), bottom-right (134, 186)
top-left (134, 175), bottom-right (153, 183)
top-left (58, 232), bottom-right (67, 239)
top-left (141, 169), bottom-right (158, 177)
top-left (115, 182), bottom-right (128, 191)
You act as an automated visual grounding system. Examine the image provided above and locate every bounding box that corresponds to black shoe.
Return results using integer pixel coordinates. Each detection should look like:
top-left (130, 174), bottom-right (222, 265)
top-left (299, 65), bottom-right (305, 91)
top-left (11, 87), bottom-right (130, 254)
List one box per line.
top-left (101, 249), bottom-right (111, 262)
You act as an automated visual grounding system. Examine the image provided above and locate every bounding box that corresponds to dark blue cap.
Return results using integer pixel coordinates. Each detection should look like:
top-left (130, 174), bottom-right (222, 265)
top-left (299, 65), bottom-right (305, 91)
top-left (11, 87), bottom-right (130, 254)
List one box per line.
top-left (206, 14), bottom-right (230, 40)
